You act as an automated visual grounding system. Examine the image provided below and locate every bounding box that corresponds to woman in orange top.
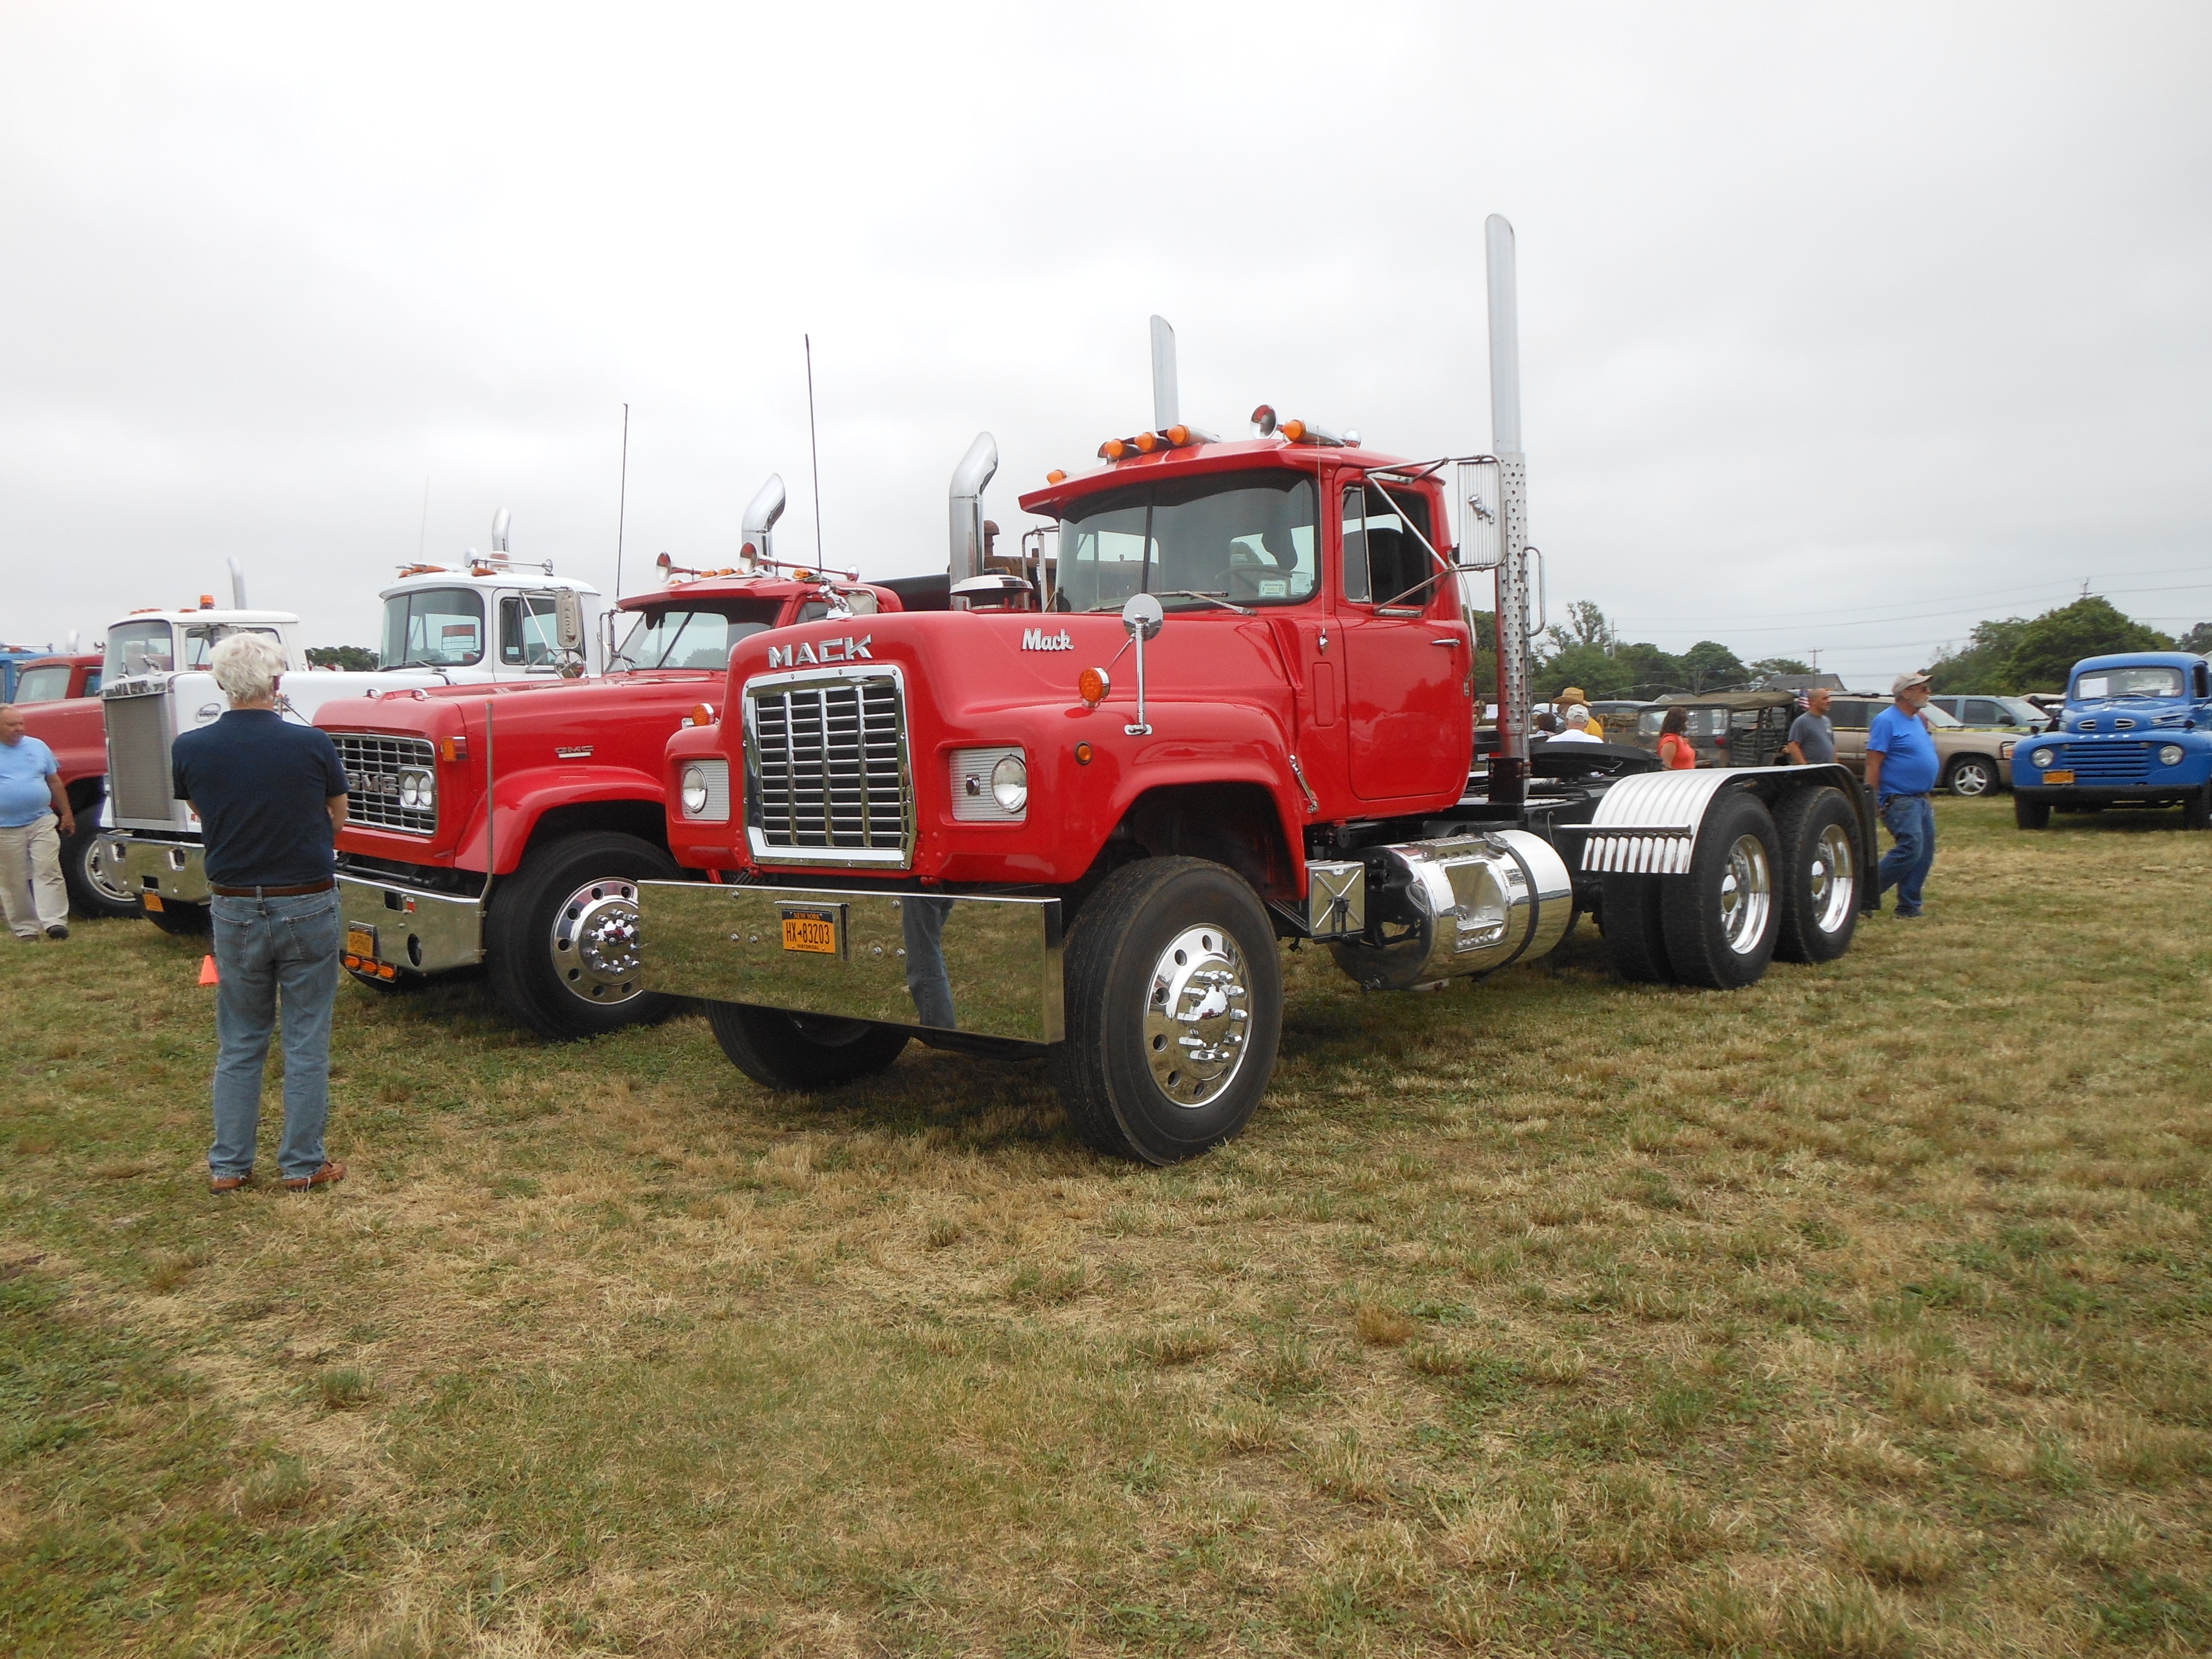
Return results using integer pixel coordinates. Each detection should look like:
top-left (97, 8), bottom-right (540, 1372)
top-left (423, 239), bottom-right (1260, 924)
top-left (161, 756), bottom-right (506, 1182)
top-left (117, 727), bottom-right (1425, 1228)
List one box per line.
top-left (1657, 705), bottom-right (1698, 769)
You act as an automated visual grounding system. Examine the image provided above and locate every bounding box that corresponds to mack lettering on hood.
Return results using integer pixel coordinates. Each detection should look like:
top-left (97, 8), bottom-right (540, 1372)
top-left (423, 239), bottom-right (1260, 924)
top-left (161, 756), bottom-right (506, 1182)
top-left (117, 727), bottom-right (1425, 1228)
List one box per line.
top-left (767, 635), bottom-right (873, 670)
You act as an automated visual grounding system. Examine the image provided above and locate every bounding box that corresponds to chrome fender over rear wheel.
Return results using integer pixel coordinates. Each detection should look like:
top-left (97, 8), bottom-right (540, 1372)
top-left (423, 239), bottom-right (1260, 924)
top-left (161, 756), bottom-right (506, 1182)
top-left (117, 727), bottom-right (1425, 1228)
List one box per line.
top-left (1052, 857), bottom-right (1282, 1165)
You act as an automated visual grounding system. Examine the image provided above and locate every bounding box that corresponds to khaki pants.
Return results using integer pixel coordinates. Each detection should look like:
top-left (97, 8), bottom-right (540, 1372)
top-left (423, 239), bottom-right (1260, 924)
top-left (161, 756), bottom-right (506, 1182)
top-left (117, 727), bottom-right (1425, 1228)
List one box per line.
top-left (0, 812), bottom-right (69, 937)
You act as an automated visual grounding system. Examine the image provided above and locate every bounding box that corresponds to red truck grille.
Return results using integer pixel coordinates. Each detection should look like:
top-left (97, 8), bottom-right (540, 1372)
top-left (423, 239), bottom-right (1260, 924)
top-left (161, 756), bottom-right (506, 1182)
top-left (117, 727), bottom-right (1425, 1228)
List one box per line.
top-left (745, 669), bottom-right (910, 865)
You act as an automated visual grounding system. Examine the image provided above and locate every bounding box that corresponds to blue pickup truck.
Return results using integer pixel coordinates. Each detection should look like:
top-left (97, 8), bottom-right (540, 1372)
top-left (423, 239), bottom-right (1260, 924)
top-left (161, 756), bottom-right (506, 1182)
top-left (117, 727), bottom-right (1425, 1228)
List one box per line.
top-left (2012, 651), bottom-right (2212, 830)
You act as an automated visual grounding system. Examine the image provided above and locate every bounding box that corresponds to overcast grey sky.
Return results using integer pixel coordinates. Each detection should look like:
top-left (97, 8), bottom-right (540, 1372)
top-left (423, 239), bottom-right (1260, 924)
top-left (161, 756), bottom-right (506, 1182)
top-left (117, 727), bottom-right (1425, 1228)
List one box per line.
top-left (3, 2), bottom-right (2207, 685)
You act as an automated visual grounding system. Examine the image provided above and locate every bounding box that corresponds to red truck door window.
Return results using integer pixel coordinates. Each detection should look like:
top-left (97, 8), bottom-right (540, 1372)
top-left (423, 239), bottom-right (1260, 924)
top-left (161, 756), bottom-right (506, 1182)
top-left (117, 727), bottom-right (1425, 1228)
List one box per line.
top-left (1338, 482), bottom-right (1469, 803)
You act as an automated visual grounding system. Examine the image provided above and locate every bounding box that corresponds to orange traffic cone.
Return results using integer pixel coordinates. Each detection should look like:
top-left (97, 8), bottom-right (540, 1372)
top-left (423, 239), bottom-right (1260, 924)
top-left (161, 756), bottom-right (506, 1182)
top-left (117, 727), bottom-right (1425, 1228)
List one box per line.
top-left (199, 955), bottom-right (219, 986)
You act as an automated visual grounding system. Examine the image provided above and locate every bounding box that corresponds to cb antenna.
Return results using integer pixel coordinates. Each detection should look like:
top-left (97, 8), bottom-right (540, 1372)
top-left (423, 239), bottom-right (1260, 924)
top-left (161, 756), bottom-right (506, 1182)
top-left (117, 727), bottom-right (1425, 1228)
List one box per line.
top-left (614, 402), bottom-right (630, 600)
top-left (805, 335), bottom-right (826, 569)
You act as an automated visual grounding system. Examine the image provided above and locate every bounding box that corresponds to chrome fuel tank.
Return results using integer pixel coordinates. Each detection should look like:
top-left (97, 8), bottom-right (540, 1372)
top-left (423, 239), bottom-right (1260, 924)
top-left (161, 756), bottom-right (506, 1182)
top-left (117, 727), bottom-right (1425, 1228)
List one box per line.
top-left (1328, 829), bottom-right (1574, 992)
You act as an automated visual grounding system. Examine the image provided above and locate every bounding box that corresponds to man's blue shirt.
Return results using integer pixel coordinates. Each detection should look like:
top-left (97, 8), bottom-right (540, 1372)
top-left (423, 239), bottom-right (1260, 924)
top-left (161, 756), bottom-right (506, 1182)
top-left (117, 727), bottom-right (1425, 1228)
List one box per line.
top-left (171, 710), bottom-right (348, 886)
top-left (1867, 705), bottom-right (1938, 798)
top-left (0, 734), bottom-right (60, 827)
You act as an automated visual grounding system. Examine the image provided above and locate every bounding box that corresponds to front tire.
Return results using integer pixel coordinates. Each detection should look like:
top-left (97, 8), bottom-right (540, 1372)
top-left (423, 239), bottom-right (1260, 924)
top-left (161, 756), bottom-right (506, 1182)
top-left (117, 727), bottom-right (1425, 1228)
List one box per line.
top-left (2184, 783), bottom-right (2212, 831)
top-left (2015, 794), bottom-right (2051, 830)
top-left (1659, 792), bottom-right (1780, 989)
top-left (1772, 786), bottom-right (1859, 964)
top-left (63, 823), bottom-right (143, 920)
top-left (1946, 755), bottom-right (1998, 797)
top-left (1050, 857), bottom-right (1282, 1165)
top-left (485, 831), bottom-right (681, 1039)
top-left (705, 1004), bottom-right (910, 1091)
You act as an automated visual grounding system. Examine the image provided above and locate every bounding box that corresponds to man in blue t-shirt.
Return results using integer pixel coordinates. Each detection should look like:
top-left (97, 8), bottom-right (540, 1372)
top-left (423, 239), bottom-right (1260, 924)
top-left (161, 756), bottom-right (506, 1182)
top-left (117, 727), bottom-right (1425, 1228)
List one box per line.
top-left (1865, 671), bottom-right (1939, 917)
top-left (171, 633), bottom-right (351, 1195)
top-left (0, 703), bottom-right (75, 939)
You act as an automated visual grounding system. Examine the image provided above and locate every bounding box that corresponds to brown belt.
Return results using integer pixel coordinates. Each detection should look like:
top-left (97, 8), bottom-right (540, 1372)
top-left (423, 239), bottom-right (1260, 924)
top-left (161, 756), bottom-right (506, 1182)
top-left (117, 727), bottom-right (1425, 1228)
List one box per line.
top-left (209, 879), bottom-right (336, 898)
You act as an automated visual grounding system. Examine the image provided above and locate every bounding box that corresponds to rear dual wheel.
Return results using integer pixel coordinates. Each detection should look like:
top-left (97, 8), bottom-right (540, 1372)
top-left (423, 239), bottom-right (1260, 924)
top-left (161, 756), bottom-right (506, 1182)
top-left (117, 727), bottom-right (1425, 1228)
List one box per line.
top-left (1602, 792), bottom-right (1785, 989)
top-left (1773, 787), bottom-right (1859, 964)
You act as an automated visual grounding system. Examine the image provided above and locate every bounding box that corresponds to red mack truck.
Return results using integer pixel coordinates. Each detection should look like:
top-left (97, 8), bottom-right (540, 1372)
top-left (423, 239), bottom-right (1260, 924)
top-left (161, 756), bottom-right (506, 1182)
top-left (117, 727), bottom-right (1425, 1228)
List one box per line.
top-left (641, 218), bottom-right (1878, 1165)
top-left (312, 476), bottom-right (905, 1039)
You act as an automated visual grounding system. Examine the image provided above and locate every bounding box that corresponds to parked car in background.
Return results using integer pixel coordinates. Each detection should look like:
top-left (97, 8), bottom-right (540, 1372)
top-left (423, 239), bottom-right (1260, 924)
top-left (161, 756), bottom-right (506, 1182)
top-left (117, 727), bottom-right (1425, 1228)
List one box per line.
top-left (1586, 699), bottom-right (1653, 742)
top-left (1927, 694), bottom-right (2048, 731)
top-left (2012, 652), bottom-right (2212, 830)
top-left (1827, 696), bottom-right (2016, 797)
top-left (1630, 690), bottom-right (1799, 768)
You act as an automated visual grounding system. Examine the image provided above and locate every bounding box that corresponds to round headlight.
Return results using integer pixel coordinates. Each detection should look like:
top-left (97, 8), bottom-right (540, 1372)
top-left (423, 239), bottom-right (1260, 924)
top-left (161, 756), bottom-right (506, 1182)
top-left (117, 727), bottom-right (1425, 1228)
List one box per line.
top-left (680, 764), bottom-right (709, 816)
top-left (2159, 744), bottom-right (2185, 767)
top-left (990, 753), bottom-right (1028, 814)
top-left (2031, 748), bottom-right (2055, 769)
top-left (397, 771), bottom-right (418, 807)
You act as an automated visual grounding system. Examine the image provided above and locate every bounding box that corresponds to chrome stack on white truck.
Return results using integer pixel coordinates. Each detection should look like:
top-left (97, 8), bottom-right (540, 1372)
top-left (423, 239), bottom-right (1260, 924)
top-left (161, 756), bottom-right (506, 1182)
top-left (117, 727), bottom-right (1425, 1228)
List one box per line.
top-left (96, 517), bottom-right (604, 932)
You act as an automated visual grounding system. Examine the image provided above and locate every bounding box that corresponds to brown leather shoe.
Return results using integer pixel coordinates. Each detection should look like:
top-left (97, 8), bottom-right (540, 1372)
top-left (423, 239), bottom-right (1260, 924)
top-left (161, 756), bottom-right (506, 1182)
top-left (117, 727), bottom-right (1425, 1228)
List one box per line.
top-left (209, 1171), bottom-right (252, 1193)
top-left (282, 1161), bottom-right (347, 1192)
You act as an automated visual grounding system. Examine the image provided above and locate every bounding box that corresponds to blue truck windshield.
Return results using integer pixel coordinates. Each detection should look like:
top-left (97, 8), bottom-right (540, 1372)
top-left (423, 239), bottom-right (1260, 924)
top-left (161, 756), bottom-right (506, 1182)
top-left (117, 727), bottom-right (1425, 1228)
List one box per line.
top-left (2075, 667), bottom-right (2183, 700)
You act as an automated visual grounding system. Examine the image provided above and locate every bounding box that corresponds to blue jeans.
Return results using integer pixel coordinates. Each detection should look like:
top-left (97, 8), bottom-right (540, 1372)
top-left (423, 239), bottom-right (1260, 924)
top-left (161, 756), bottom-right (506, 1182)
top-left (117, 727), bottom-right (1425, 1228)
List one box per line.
top-left (1877, 794), bottom-right (1936, 914)
top-left (208, 890), bottom-right (342, 1180)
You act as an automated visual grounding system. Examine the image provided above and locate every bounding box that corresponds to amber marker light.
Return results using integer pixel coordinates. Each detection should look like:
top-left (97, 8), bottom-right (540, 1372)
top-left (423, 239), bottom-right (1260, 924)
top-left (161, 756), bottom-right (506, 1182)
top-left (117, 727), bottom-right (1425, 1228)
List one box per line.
top-left (1075, 741), bottom-right (1094, 765)
top-left (1132, 431), bottom-right (1160, 453)
top-left (439, 735), bottom-right (468, 762)
top-left (1165, 424), bottom-right (1190, 446)
top-left (1281, 418), bottom-right (1307, 442)
top-left (1046, 469), bottom-right (1067, 484)
top-left (1078, 666), bottom-right (1110, 705)
top-left (1098, 438), bottom-right (1128, 460)
top-left (689, 702), bottom-right (717, 727)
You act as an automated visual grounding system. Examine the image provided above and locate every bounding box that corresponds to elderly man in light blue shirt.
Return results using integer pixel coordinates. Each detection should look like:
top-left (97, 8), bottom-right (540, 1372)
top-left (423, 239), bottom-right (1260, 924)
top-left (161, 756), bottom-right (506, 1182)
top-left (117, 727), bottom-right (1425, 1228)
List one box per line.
top-left (1866, 671), bottom-right (1940, 917)
top-left (0, 703), bottom-right (74, 940)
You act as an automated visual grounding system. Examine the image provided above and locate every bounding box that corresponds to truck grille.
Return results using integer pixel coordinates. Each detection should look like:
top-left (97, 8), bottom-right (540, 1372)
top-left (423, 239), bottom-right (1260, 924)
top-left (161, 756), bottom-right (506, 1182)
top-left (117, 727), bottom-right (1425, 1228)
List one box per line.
top-left (331, 733), bottom-right (439, 835)
top-left (2057, 741), bottom-right (2150, 785)
top-left (103, 684), bottom-right (176, 823)
top-left (745, 668), bottom-right (911, 863)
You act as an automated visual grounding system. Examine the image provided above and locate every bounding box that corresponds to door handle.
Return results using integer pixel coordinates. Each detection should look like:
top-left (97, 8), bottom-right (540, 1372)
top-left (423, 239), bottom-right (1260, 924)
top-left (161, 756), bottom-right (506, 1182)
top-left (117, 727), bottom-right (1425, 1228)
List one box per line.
top-left (1431, 637), bottom-right (1461, 648)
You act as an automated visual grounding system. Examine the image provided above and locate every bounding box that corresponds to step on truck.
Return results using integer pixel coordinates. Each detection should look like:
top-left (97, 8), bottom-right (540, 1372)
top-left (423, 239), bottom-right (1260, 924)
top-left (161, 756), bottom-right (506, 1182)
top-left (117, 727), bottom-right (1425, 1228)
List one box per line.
top-left (640, 219), bottom-right (1879, 1164)
top-left (2011, 651), bottom-right (2212, 830)
top-left (94, 522), bottom-right (609, 935)
top-left (310, 477), bottom-right (907, 1038)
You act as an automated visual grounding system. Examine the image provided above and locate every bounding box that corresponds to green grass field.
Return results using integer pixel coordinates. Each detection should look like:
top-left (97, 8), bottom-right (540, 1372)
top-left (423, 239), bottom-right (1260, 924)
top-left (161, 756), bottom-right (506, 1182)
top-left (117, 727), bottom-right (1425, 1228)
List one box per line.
top-left (2, 798), bottom-right (2208, 1657)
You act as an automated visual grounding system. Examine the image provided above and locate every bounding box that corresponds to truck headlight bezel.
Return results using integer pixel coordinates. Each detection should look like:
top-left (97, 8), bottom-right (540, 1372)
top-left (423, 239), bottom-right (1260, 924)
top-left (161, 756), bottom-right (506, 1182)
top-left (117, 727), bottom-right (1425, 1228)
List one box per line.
top-left (2158, 744), bottom-right (2185, 767)
top-left (2031, 747), bottom-right (2056, 769)
top-left (678, 759), bottom-right (730, 822)
top-left (991, 753), bottom-right (1029, 815)
top-left (397, 769), bottom-right (434, 809)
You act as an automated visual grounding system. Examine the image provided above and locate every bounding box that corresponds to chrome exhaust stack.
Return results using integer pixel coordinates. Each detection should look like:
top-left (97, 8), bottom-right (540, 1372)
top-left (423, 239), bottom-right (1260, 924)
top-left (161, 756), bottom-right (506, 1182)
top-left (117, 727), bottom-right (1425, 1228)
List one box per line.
top-left (1149, 315), bottom-right (1179, 430)
top-left (741, 474), bottom-right (787, 570)
top-left (227, 558), bottom-right (248, 609)
top-left (947, 431), bottom-right (999, 596)
top-left (1486, 214), bottom-right (1531, 806)
top-left (1326, 830), bottom-right (1574, 992)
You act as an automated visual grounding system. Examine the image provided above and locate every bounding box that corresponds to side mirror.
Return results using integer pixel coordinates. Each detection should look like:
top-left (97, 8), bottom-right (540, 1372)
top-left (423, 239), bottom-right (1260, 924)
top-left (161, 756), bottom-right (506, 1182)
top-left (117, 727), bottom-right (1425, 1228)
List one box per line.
top-left (1121, 592), bottom-right (1164, 640)
top-left (1454, 459), bottom-right (1503, 569)
top-left (555, 590), bottom-right (586, 651)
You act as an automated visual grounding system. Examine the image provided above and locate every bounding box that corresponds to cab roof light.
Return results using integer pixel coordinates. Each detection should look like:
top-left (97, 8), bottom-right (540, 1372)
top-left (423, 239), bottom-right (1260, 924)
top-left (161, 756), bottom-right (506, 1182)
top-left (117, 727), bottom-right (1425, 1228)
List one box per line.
top-left (1099, 424), bottom-right (1219, 461)
top-left (1276, 416), bottom-right (1349, 448)
top-left (1045, 468), bottom-right (1067, 484)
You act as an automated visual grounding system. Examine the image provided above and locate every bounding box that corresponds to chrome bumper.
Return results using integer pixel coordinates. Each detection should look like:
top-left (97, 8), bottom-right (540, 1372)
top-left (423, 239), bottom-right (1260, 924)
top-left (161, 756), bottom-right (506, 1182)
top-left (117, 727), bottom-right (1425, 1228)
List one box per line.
top-left (336, 873), bottom-right (484, 974)
top-left (638, 881), bottom-right (1065, 1045)
top-left (102, 834), bottom-right (210, 903)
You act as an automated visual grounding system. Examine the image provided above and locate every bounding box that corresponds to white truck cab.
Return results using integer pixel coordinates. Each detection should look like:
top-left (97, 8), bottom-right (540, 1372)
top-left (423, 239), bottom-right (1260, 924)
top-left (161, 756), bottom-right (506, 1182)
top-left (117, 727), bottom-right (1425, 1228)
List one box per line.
top-left (97, 520), bottom-right (605, 929)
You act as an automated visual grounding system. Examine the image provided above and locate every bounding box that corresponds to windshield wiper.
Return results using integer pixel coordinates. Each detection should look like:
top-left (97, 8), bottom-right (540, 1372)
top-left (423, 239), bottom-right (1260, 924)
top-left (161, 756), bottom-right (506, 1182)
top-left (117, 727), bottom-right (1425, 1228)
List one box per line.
top-left (1155, 590), bottom-right (1255, 615)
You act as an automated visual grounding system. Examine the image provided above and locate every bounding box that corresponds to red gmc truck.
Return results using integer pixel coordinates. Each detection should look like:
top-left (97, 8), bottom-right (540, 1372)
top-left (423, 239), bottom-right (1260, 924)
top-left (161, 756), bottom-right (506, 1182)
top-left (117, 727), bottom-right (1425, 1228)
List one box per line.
top-left (312, 480), bottom-right (904, 1040)
top-left (640, 219), bottom-right (1878, 1164)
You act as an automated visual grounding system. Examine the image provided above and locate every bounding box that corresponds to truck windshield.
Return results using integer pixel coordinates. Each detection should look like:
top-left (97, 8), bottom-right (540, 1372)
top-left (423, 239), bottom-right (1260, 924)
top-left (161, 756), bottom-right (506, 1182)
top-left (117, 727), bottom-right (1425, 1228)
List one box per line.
top-left (383, 588), bottom-right (486, 669)
top-left (1052, 471), bottom-right (1317, 612)
top-left (108, 621), bottom-right (175, 676)
top-left (614, 601), bottom-right (784, 671)
top-left (10, 665), bottom-right (72, 703)
top-left (2075, 666), bottom-right (2183, 700)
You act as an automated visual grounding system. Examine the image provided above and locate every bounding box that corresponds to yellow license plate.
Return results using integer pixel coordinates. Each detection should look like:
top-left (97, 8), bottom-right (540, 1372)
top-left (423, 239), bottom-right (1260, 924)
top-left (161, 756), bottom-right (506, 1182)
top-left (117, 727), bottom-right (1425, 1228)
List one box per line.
top-left (346, 926), bottom-right (379, 961)
top-left (781, 914), bottom-right (839, 954)
top-left (2042, 769), bottom-right (2075, 785)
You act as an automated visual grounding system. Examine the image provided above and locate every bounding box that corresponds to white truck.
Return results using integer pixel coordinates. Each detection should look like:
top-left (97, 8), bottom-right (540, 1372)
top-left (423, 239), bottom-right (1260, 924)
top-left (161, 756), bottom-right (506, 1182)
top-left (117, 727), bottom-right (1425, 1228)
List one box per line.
top-left (96, 516), bottom-right (606, 932)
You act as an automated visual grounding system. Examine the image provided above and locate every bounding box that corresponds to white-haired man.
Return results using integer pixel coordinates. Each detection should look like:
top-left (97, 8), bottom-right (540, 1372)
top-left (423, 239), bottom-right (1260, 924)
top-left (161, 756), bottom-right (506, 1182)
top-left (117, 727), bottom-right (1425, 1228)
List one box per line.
top-left (170, 633), bottom-right (350, 1194)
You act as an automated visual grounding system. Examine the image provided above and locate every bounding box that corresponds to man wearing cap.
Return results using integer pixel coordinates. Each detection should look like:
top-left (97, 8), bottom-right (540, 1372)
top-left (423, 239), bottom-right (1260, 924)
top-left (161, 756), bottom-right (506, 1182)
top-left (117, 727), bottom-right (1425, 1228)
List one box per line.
top-left (1556, 686), bottom-right (1603, 742)
top-left (1865, 671), bottom-right (1939, 917)
top-left (171, 632), bottom-right (350, 1193)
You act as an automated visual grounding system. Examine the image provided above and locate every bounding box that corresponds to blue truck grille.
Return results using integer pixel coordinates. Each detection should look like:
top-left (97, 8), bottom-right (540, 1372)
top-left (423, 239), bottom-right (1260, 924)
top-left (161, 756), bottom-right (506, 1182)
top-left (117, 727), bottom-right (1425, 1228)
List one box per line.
top-left (2057, 741), bottom-right (2151, 785)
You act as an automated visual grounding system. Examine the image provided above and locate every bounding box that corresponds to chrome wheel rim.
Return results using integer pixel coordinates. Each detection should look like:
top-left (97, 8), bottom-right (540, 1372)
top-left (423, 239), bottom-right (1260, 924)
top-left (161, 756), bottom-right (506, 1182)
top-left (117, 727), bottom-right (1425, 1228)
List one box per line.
top-left (1718, 833), bottom-right (1772, 955)
top-left (1143, 924), bottom-right (1252, 1108)
top-left (1951, 761), bottom-right (1991, 796)
top-left (551, 878), bottom-right (645, 1004)
top-left (84, 840), bottom-right (136, 906)
top-left (1808, 822), bottom-right (1855, 935)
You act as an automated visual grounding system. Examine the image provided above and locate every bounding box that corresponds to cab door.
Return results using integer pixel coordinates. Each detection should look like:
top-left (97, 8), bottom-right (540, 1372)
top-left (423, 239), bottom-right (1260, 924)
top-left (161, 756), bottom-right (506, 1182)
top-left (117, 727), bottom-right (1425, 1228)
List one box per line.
top-left (1337, 480), bottom-right (1470, 804)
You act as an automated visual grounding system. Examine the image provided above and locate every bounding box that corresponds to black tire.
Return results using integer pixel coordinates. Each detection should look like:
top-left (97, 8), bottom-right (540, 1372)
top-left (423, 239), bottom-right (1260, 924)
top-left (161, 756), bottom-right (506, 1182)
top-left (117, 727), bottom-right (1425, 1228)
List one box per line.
top-left (1945, 755), bottom-right (1999, 798)
top-left (2015, 794), bottom-right (2051, 830)
top-left (1599, 873), bottom-right (1672, 984)
top-left (2184, 783), bottom-right (2212, 832)
top-left (62, 824), bottom-right (144, 921)
top-left (704, 1003), bottom-right (910, 1090)
top-left (143, 899), bottom-right (210, 936)
top-left (1050, 856), bottom-right (1282, 1166)
top-left (485, 831), bottom-right (681, 1039)
top-left (1658, 791), bottom-right (1780, 990)
top-left (1772, 786), bottom-right (1860, 965)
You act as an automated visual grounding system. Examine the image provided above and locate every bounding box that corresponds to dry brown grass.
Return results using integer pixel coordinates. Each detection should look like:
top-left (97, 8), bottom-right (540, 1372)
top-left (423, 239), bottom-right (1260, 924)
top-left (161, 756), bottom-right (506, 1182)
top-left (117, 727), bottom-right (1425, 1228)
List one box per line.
top-left (3, 797), bottom-right (2210, 1653)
